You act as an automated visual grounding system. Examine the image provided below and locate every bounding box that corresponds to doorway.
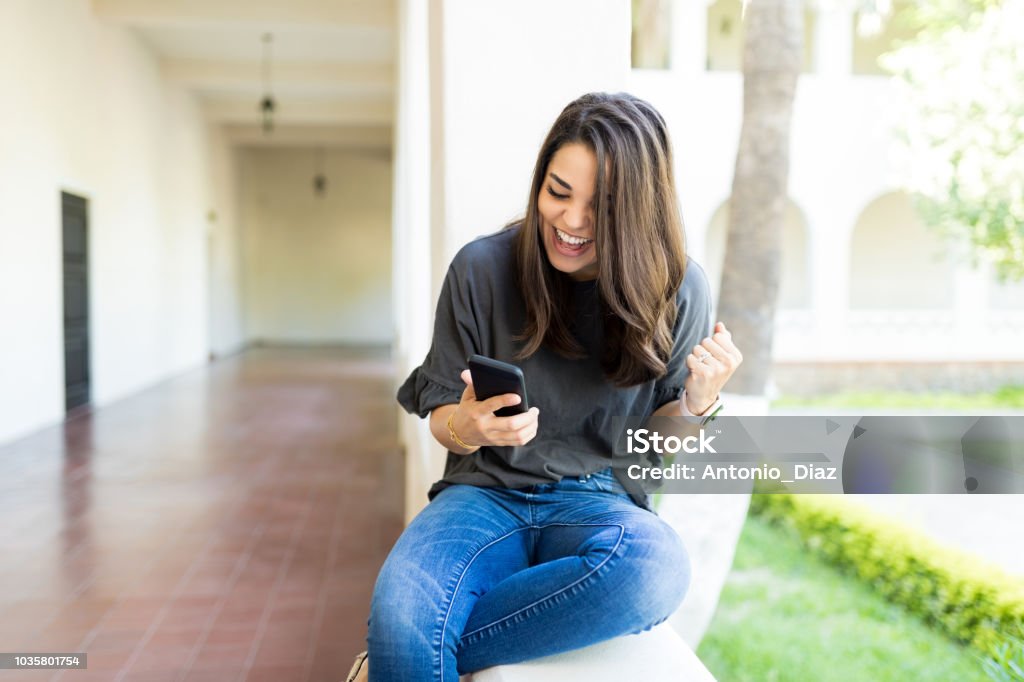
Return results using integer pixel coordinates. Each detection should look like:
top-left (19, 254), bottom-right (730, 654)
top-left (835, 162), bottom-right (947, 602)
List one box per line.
top-left (62, 192), bottom-right (90, 412)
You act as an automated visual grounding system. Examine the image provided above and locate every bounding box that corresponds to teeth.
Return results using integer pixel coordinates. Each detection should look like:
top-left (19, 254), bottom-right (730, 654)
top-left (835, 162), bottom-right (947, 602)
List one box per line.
top-left (555, 227), bottom-right (593, 246)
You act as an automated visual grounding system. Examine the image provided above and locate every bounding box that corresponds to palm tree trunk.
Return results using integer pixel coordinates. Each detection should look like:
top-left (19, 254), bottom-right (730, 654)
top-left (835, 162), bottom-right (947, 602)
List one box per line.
top-left (717, 0), bottom-right (803, 396)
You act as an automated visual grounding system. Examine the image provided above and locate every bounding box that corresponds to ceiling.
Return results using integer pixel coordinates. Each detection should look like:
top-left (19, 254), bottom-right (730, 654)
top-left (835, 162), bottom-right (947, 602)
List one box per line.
top-left (92, 0), bottom-right (396, 148)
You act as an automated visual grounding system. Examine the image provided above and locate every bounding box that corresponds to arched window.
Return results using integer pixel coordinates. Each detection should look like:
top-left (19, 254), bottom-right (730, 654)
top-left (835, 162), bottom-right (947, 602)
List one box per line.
top-left (706, 0), bottom-right (817, 73)
top-left (848, 192), bottom-right (954, 309)
top-left (631, 0), bottom-right (672, 69)
top-left (852, 2), bottom-right (918, 76)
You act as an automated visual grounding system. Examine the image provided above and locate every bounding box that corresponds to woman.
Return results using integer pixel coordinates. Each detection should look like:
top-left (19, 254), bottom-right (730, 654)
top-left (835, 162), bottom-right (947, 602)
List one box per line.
top-left (350, 92), bottom-right (743, 682)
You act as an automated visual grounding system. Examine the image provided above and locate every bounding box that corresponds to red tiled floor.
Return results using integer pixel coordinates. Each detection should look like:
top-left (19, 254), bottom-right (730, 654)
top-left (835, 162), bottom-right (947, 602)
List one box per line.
top-left (0, 347), bottom-right (402, 681)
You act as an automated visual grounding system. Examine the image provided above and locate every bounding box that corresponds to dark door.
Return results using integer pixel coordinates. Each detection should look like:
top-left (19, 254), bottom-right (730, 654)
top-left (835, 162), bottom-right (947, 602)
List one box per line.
top-left (62, 192), bottom-right (90, 412)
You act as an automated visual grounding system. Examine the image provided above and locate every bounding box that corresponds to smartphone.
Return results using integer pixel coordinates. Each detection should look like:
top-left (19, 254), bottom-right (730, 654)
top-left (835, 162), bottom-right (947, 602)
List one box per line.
top-left (467, 354), bottom-right (529, 417)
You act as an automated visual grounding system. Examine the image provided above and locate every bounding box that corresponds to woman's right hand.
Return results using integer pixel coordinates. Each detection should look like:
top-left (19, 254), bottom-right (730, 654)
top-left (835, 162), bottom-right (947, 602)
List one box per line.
top-left (450, 369), bottom-right (540, 447)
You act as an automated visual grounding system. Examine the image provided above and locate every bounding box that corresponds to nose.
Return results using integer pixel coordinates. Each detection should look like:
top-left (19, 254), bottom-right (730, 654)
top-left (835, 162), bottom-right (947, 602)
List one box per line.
top-left (563, 201), bottom-right (592, 231)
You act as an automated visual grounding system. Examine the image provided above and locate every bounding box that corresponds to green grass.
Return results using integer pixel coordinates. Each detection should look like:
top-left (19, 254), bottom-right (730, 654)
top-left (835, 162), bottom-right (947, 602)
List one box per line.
top-left (697, 515), bottom-right (992, 682)
top-left (981, 625), bottom-right (1024, 681)
top-left (774, 385), bottom-right (1024, 410)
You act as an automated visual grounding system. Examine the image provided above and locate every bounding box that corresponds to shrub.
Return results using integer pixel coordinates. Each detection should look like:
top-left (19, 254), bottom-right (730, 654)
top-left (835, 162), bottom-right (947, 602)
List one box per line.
top-left (980, 621), bottom-right (1024, 681)
top-left (750, 493), bottom-right (1024, 659)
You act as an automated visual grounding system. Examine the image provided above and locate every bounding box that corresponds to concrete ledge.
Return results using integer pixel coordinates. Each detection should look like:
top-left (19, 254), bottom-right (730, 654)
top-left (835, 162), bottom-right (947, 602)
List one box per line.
top-left (461, 622), bottom-right (716, 681)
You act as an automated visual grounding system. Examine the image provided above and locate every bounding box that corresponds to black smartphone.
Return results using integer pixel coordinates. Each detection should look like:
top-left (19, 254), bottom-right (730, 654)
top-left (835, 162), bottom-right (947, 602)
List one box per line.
top-left (467, 354), bottom-right (529, 417)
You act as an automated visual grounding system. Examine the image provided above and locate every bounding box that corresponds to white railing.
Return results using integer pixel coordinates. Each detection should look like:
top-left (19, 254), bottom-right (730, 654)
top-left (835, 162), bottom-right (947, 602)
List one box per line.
top-left (772, 309), bottom-right (1024, 361)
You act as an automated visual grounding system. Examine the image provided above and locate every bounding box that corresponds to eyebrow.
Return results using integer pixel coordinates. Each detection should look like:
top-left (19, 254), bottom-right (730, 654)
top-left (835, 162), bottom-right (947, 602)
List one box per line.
top-left (549, 172), bottom-right (572, 191)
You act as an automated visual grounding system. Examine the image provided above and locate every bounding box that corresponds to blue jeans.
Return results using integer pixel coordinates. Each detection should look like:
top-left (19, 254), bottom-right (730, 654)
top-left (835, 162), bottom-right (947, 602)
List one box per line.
top-left (367, 467), bottom-right (690, 681)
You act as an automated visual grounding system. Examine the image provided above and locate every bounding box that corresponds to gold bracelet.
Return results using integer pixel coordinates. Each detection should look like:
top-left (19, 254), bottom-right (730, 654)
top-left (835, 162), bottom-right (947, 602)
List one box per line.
top-left (446, 410), bottom-right (476, 450)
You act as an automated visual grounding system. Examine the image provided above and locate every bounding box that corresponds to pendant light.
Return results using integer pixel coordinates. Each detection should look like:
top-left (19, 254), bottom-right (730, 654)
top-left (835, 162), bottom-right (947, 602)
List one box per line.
top-left (260, 33), bottom-right (276, 134)
top-left (313, 147), bottom-right (327, 197)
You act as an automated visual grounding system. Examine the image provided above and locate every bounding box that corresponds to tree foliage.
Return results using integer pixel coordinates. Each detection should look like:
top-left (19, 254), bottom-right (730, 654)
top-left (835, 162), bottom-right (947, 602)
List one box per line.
top-left (882, 0), bottom-right (1024, 281)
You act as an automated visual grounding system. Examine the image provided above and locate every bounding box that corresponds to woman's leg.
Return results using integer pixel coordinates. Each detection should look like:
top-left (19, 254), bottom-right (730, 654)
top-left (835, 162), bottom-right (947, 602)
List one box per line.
top-left (454, 486), bottom-right (689, 674)
top-left (367, 484), bottom-right (532, 682)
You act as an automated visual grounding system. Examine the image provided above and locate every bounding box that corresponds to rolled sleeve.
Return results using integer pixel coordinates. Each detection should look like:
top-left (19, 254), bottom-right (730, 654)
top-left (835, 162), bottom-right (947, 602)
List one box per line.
top-left (396, 258), bottom-right (483, 418)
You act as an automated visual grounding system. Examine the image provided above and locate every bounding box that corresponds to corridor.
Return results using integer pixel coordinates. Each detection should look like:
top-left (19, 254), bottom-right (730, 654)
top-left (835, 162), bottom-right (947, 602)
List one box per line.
top-left (0, 348), bottom-right (403, 681)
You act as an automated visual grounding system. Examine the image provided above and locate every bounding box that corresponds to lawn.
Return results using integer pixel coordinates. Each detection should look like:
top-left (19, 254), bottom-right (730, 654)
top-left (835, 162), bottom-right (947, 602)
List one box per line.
top-left (697, 515), bottom-right (992, 682)
top-left (774, 385), bottom-right (1024, 410)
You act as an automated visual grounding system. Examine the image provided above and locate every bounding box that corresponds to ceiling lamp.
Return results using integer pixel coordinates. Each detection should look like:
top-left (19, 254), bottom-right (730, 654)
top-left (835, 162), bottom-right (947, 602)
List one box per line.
top-left (313, 147), bottom-right (327, 197)
top-left (260, 33), bottom-right (276, 134)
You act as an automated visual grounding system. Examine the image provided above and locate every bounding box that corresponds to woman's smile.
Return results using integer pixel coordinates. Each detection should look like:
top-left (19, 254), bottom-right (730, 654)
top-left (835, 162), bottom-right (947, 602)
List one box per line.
top-left (550, 224), bottom-right (594, 257)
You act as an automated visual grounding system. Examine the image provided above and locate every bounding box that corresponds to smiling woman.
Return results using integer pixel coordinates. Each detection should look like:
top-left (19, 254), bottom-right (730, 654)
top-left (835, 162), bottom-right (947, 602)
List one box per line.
top-left (353, 92), bottom-right (744, 682)
top-left (515, 93), bottom-right (690, 388)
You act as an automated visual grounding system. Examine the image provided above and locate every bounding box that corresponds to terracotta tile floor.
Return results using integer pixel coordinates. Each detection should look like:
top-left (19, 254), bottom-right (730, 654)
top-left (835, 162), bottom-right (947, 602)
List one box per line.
top-left (0, 347), bottom-right (404, 681)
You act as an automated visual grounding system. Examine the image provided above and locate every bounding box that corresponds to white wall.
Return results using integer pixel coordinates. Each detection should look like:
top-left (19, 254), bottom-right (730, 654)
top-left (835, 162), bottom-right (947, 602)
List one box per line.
top-left (239, 148), bottom-right (393, 345)
top-left (206, 126), bottom-right (246, 358)
top-left (0, 0), bottom-right (213, 445)
top-left (394, 0), bottom-right (436, 523)
top-left (433, 0), bottom-right (633, 286)
top-left (990, 275), bottom-right (1024, 310)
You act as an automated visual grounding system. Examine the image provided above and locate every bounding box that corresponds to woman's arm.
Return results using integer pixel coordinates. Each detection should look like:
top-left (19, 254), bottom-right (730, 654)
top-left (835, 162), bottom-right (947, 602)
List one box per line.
top-left (648, 399), bottom-right (703, 441)
top-left (650, 395), bottom-right (711, 418)
top-left (429, 404), bottom-right (480, 455)
top-left (651, 322), bottom-right (742, 420)
top-left (683, 322), bottom-right (742, 409)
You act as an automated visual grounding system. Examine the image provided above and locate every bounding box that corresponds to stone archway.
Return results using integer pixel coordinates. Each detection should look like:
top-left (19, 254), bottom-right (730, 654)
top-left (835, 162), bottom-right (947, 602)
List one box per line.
top-left (848, 191), bottom-right (954, 309)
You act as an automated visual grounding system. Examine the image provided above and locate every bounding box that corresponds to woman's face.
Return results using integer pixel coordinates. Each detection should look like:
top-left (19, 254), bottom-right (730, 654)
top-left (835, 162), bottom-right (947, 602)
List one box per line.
top-left (537, 142), bottom-right (599, 281)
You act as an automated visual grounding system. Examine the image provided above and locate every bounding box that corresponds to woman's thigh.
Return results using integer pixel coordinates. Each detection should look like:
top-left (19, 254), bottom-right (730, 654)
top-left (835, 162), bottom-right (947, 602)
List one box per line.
top-left (536, 490), bottom-right (691, 619)
top-left (454, 489), bottom-right (689, 672)
top-left (367, 485), bottom-right (532, 679)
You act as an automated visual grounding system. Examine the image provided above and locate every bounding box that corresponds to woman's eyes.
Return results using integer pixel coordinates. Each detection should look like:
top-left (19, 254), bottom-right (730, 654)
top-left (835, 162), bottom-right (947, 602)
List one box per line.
top-left (546, 185), bottom-right (599, 211)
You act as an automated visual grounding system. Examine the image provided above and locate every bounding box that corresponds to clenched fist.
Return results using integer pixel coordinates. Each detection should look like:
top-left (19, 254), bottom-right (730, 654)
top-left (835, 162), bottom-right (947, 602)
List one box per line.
top-left (683, 321), bottom-right (743, 415)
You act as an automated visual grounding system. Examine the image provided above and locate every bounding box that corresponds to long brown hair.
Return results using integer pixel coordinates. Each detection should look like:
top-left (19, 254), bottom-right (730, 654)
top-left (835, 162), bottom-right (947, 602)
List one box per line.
top-left (514, 92), bottom-right (687, 387)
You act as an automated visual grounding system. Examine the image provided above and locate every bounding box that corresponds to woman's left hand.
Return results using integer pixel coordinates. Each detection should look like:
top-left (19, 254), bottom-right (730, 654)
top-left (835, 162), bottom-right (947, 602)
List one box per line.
top-left (683, 321), bottom-right (743, 415)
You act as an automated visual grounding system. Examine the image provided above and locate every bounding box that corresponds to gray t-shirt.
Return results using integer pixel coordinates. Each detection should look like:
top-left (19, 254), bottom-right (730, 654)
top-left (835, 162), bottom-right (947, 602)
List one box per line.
top-left (397, 224), bottom-right (713, 511)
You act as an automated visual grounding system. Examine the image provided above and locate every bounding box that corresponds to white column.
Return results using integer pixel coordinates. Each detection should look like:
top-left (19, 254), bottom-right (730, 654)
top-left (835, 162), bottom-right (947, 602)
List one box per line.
top-left (814, 0), bottom-right (854, 78)
top-left (394, 0), bottom-right (436, 524)
top-left (670, 0), bottom-right (712, 76)
top-left (393, 0), bottom-right (432, 370)
top-left (808, 202), bottom-right (855, 359)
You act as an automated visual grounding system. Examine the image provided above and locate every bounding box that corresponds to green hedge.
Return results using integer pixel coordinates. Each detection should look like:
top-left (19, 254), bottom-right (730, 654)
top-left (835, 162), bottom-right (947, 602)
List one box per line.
top-left (749, 493), bottom-right (1024, 657)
